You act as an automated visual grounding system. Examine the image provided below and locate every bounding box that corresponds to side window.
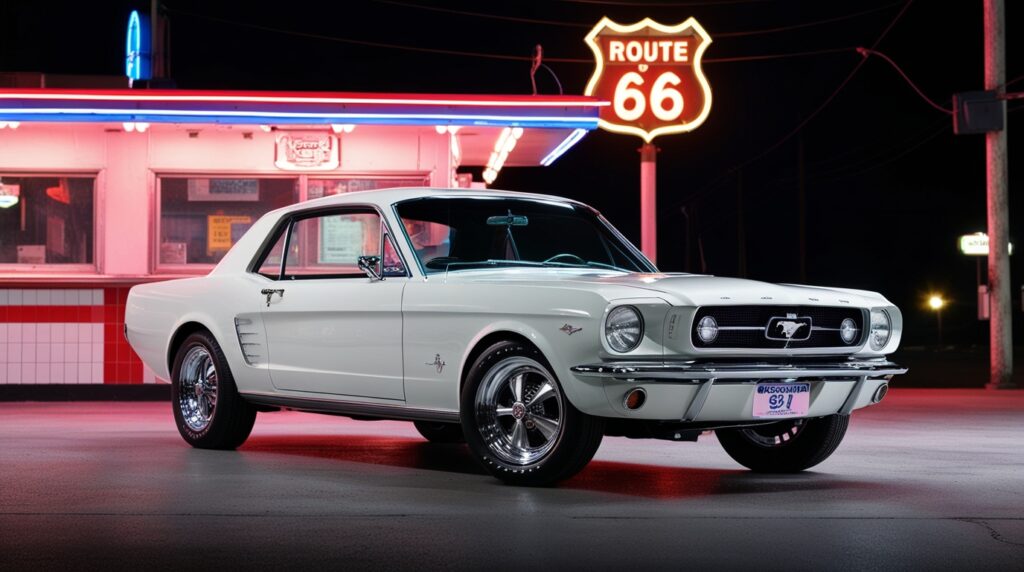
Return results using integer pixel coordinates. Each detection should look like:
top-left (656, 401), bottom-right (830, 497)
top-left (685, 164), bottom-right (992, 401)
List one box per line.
top-left (254, 209), bottom-right (410, 280)
top-left (283, 211), bottom-right (380, 279)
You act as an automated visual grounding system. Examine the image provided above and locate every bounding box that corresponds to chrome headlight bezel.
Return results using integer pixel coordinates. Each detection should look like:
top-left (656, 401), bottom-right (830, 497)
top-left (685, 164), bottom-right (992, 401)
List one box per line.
top-left (868, 308), bottom-right (892, 351)
top-left (696, 315), bottom-right (719, 344)
top-left (605, 305), bottom-right (645, 353)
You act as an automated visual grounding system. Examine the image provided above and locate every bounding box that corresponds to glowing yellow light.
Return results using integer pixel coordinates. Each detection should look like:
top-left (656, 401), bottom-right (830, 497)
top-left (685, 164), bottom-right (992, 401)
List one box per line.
top-left (928, 295), bottom-right (945, 311)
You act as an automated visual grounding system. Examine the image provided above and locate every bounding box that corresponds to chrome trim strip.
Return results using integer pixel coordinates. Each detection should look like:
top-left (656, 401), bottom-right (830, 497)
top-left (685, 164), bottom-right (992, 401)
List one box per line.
top-left (241, 392), bottom-right (459, 423)
top-left (570, 360), bottom-right (906, 381)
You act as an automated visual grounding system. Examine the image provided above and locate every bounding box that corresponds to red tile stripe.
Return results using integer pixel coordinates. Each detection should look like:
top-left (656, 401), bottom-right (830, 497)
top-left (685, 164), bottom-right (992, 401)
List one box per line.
top-left (103, 287), bottom-right (144, 385)
top-left (0, 305), bottom-right (105, 323)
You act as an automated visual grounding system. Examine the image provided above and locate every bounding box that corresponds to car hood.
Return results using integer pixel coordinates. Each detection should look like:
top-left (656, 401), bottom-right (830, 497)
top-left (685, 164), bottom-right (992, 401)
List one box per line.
top-left (439, 269), bottom-right (891, 308)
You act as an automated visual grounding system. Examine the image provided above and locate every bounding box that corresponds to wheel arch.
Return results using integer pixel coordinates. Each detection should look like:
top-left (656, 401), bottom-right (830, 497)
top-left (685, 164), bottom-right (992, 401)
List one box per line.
top-left (166, 320), bottom-right (214, 374)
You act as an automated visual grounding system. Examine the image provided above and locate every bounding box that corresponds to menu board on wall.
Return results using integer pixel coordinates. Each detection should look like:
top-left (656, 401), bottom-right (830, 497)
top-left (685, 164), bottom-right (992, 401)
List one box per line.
top-left (188, 179), bottom-right (260, 202)
top-left (318, 217), bottom-right (364, 264)
top-left (207, 215), bottom-right (253, 255)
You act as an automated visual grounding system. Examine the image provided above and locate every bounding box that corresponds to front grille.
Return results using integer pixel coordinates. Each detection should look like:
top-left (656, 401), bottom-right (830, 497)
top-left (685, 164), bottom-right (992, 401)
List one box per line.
top-left (692, 305), bottom-right (866, 349)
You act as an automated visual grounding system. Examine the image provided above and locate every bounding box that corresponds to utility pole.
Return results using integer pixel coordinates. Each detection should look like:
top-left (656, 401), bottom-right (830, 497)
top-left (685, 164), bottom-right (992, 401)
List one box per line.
top-left (984, 0), bottom-right (1014, 389)
top-left (737, 170), bottom-right (747, 277)
top-left (798, 136), bottom-right (807, 283)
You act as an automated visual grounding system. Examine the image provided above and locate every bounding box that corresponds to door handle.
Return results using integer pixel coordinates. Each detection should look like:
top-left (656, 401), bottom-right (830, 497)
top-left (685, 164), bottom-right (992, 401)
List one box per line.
top-left (260, 288), bottom-right (284, 307)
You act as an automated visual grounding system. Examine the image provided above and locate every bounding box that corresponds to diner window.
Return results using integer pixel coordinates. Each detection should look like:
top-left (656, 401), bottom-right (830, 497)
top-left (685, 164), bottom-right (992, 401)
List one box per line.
top-left (0, 175), bottom-right (95, 267)
top-left (158, 177), bottom-right (298, 267)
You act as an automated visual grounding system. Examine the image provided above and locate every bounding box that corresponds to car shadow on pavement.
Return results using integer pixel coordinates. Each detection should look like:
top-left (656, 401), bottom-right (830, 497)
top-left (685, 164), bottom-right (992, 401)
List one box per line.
top-left (241, 434), bottom-right (893, 500)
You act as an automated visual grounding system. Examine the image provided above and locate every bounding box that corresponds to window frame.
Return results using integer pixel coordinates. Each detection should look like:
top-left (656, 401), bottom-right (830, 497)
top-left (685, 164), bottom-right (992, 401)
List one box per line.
top-left (0, 171), bottom-right (101, 274)
top-left (249, 203), bottom-right (411, 282)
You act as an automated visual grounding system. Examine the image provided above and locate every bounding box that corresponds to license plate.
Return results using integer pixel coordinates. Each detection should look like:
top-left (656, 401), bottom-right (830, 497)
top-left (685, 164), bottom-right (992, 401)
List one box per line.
top-left (753, 382), bottom-right (811, 418)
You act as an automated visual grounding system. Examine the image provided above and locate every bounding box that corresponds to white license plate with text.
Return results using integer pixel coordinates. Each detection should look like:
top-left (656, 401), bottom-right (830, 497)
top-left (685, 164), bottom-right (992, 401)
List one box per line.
top-left (753, 382), bottom-right (810, 418)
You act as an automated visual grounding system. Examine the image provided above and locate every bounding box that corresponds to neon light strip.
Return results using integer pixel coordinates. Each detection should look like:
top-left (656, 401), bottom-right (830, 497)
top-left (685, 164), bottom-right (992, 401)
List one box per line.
top-left (0, 108), bottom-right (598, 128)
top-left (0, 92), bottom-right (609, 108)
top-left (540, 128), bottom-right (588, 166)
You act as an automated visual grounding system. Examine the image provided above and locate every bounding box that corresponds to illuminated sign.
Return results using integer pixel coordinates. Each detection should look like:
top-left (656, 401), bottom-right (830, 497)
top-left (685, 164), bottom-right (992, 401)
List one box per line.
top-left (275, 132), bottom-right (341, 171)
top-left (959, 232), bottom-right (1013, 256)
top-left (125, 10), bottom-right (152, 82)
top-left (584, 17), bottom-right (712, 142)
top-left (0, 183), bottom-right (20, 209)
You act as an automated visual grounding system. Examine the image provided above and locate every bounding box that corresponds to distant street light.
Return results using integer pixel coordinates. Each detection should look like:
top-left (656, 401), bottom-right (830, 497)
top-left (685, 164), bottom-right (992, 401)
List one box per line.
top-left (928, 294), bottom-right (945, 348)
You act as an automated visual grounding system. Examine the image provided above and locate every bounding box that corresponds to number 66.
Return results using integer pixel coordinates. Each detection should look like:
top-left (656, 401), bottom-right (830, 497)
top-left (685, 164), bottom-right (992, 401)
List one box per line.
top-left (612, 71), bottom-right (685, 122)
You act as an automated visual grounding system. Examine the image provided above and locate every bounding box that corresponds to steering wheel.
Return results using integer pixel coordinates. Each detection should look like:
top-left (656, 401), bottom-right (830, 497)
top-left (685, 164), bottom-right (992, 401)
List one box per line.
top-left (543, 253), bottom-right (587, 265)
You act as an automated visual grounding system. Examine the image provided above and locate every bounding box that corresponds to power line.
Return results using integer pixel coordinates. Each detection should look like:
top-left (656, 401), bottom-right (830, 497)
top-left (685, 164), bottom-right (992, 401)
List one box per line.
top-left (368, 0), bottom-right (590, 29)
top-left (168, 7), bottom-right (865, 66)
top-left (666, 0), bottom-right (917, 211)
top-left (714, 1), bottom-right (903, 38)
top-left (857, 47), bottom-right (953, 114)
top-left (555, 0), bottom-right (772, 6)
top-left (370, 0), bottom-right (903, 40)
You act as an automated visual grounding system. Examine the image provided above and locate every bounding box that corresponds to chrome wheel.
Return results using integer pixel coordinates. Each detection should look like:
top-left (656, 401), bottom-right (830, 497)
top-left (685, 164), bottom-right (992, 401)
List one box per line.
top-left (741, 419), bottom-right (806, 448)
top-left (474, 356), bottom-right (564, 466)
top-left (178, 345), bottom-right (219, 432)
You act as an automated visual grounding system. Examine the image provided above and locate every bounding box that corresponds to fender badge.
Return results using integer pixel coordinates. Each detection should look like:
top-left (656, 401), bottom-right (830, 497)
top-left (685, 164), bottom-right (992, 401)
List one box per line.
top-left (560, 324), bottom-right (583, 336)
top-left (426, 354), bottom-right (446, 374)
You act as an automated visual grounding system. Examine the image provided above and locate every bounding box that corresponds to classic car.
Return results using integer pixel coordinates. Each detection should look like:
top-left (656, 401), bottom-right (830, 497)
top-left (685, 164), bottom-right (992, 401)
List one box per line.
top-left (126, 187), bottom-right (906, 486)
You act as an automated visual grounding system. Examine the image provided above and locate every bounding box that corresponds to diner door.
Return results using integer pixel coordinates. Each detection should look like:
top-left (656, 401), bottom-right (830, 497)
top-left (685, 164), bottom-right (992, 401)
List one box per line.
top-left (259, 207), bottom-right (408, 400)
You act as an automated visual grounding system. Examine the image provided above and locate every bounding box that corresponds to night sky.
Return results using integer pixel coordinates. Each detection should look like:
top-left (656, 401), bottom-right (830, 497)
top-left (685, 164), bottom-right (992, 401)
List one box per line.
top-left (1, 0), bottom-right (1021, 345)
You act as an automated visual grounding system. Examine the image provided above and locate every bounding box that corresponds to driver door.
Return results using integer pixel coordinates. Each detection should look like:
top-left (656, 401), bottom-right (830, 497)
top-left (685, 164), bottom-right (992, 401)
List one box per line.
top-left (257, 206), bottom-right (409, 400)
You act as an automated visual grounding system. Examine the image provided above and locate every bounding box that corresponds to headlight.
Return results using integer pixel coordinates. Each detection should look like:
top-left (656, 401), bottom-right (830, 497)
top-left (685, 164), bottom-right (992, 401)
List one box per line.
top-left (605, 306), bottom-right (644, 352)
top-left (869, 309), bottom-right (891, 351)
top-left (840, 318), bottom-right (858, 345)
top-left (696, 315), bottom-right (719, 343)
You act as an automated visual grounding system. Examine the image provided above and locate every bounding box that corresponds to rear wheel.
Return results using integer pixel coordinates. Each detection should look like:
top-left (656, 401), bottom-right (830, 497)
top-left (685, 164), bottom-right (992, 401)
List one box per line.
top-left (715, 414), bottom-right (849, 473)
top-left (461, 340), bottom-right (604, 486)
top-left (171, 331), bottom-right (257, 450)
top-left (413, 421), bottom-right (465, 443)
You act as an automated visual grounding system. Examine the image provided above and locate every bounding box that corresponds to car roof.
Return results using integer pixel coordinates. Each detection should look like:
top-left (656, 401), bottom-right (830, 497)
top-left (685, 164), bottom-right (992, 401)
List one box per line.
top-left (281, 187), bottom-right (590, 214)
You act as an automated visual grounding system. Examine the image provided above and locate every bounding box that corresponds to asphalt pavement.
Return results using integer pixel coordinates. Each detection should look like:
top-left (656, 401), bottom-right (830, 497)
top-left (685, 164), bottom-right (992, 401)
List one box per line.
top-left (1, 389), bottom-right (1022, 571)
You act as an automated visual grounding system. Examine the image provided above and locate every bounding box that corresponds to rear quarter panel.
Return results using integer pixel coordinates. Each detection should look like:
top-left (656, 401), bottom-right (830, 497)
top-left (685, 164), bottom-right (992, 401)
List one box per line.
top-left (125, 274), bottom-right (273, 392)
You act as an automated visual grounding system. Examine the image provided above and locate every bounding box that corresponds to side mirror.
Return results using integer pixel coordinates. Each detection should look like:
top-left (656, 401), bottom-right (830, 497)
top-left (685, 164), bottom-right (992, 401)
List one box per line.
top-left (357, 255), bottom-right (383, 281)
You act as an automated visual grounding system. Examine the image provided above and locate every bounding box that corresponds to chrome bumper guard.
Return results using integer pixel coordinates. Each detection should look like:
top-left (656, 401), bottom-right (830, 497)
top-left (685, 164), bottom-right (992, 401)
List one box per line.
top-left (571, 359), bottom-right (907, 421)
top-left (570, 359), bottom-right (907, 382)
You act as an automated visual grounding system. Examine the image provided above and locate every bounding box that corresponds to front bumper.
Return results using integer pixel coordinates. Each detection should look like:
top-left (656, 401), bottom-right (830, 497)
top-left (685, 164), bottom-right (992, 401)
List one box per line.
top-left (568, 359), bottom-right (907, 422)
top-left (570, 359), bottom-right (907, 381)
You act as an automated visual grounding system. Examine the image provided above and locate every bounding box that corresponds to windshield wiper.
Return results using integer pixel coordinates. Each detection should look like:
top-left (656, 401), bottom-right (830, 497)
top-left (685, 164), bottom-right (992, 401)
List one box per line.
top-left (443, 259), bottom-right (545, 272)
top-left (540, 260), bottom-right (630, 272)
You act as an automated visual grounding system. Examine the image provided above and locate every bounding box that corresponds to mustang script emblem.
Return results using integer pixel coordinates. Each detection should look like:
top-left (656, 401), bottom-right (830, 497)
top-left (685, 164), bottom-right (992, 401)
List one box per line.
top-left (775, 321), bottom-right (807, 339)
top-left (560, 324), bottom-right (583, 336)
top-left (426, 354), bottom-right (446, 374)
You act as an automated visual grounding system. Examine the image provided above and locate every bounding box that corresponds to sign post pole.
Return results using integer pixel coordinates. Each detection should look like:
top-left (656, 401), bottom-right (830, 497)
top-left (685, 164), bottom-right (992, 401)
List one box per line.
top-left (640, 143), bottom-right (658, 263)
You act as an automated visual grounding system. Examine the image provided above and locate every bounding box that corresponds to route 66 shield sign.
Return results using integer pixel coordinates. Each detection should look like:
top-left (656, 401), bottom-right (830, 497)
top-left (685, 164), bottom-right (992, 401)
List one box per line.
top-left (584, 17), bottom-right (713, 142)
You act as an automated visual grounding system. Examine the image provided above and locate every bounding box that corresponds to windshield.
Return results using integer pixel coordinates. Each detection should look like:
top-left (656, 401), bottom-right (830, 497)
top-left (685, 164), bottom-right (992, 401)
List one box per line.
top-left (394, 197), bottom-right (655, 274)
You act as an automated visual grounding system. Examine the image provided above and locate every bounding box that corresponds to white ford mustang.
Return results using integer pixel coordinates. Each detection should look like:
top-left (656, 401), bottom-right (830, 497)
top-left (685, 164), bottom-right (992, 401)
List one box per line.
top-left (126, 187), bottom-right (905, 485)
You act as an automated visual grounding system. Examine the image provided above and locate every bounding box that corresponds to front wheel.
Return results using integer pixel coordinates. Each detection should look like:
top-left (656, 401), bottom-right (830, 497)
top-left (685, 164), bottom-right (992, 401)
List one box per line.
top-left (461, 340), bottom-right (604, 486)
top-left (171, 331), bottom-right (257, 450)
top-left (715, 414), bottom-right (849, 473)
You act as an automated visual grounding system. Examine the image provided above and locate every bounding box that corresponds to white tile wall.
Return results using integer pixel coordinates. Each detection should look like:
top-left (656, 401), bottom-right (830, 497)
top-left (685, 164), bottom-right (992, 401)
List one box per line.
top-left (0, 289), bottom-right (104, 306)
top-left (1, 323), bottom-right (105, 384)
